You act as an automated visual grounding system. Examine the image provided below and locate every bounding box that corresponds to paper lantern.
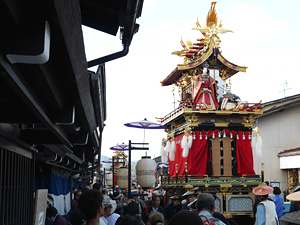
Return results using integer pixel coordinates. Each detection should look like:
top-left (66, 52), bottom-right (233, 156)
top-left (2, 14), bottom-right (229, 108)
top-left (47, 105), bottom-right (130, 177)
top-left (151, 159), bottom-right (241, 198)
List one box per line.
top-left (106, 173), bottom-right (113, 187)
top-left (136, 156), bottom-right (156, 188)
top-left (117, 167), bottom-right (128, 189)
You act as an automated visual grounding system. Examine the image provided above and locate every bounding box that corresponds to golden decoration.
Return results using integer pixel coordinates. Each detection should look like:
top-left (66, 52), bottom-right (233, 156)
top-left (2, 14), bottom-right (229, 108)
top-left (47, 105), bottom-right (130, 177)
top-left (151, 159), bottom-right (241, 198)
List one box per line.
top-left (242, 115), bottom-right (256, 123)
top-left (253, 127), bottom-right (261, 136)
top-left (207, 2), bottom-right (218, 27)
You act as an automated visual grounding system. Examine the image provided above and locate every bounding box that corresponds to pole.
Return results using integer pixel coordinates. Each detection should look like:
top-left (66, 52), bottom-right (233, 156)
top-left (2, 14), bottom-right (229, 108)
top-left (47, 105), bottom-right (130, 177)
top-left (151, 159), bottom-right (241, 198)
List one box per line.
top-left (103, 168), bottom-right (106, 187)
top-left (128, 140), bottom-right (132, 199)
top-left (112, 156), bottom-right (115, 193)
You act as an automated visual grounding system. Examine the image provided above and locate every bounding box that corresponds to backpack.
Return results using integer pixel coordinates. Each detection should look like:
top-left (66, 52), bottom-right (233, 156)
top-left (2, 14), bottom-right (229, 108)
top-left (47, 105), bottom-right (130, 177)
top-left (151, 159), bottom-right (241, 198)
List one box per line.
top-left (199, 215), bottom-right (220, 225)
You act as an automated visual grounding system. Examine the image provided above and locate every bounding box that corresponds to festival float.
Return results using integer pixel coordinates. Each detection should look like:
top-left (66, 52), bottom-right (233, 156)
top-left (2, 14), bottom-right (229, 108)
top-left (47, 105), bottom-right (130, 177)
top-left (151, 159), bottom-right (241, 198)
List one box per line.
top-left (158, 2), bottom-right (264, 219)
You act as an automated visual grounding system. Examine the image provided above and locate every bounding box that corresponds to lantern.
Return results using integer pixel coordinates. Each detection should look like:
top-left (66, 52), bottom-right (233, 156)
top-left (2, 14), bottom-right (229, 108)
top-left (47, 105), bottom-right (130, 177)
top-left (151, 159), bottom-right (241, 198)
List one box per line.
top-left (136, 156), bottom-right (156, 188)
top-left (117, 167), bottom-right (128, 189)
top-left (106, 173), bottom-right (113, 187)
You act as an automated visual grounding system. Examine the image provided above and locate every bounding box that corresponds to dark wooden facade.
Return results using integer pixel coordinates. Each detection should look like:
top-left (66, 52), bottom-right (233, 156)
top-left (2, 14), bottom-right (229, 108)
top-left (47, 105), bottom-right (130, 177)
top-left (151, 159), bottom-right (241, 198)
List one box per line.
top-left (0, 0), bottom-right (143, 224)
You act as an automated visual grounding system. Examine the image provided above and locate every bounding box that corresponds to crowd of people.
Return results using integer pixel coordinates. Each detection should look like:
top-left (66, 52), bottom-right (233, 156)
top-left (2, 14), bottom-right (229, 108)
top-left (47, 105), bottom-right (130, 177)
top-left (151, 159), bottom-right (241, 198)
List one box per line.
top-left (45, 181), bottom-right (300, 225)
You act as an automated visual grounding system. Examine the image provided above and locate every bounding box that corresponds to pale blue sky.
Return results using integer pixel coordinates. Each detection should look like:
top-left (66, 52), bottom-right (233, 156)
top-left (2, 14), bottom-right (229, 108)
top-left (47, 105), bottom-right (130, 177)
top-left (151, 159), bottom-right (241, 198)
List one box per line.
top-left (83, 1), bottom-right (300, 160)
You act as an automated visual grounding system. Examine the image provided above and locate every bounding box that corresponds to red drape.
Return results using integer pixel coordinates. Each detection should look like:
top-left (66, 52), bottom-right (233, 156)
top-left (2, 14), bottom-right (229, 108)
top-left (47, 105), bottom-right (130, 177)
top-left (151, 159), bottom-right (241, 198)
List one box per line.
top-left (168, 130), bottom-right (255, 176)
top-left (187, 131), bottom-right (208, 175)
top-left (168, 131), bottom-right (208, 176)
top-left (235, 131), bottom-right (255, 175)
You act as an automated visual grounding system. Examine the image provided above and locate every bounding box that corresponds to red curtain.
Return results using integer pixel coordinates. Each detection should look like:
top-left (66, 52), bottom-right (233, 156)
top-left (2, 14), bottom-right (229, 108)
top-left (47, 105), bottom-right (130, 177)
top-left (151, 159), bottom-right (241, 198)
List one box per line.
top-left (168, 131), bottom-right (208, 176)
top-left (235, 131), bottom-right (255, 175)
top-left (187, 131), bottom-right (208, 176)
top-left (168, 130), bottom-right (255, 176)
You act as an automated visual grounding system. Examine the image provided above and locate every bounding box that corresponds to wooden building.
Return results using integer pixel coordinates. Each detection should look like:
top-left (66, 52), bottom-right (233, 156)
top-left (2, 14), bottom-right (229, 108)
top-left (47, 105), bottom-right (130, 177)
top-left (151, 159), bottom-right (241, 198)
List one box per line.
top-left (0, 0), bottom-right (144, 224)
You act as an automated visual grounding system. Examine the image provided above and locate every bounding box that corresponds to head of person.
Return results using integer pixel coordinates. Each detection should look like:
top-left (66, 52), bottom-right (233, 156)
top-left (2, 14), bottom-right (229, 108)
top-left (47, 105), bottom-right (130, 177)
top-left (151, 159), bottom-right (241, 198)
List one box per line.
top-left (148, 212), bottom-right (164, 225)
top-left (153, 195), bottom-right (161, 208)
top-left (265, 181), bottom-right (270, 186)
top-left (187, 194), bottom-right (197, 203)
top-left (273, 187), bottom-right (281, 195)
top-left (193, 187), bottom-right (204, 195)
top-left (170, 196), bottom-right (180, 207)
top-left (116, 215), bottom-right (144, 225)
top-left (46, 206), bottom-right (58, 222)
top-left (196, 193), bottom-right (215, 214)
top-left (115, 185), bottom-right (121, 193)
top-left (103, 195), bottom-right (116, 218)
top-left (168, 210), bottom-right (203, 225)
top-left (78, 189), bottom-right (104, 222)
top-left (93, 183), bottom-right (101, 191)
top-left (74, 191), bottom-right (82, 201)
top-left (71, 209), bottom-right (87, 225)
top-left (102, 188), bottom-right (109, 195)
top-left (81, 185), bottom-right (91, 193)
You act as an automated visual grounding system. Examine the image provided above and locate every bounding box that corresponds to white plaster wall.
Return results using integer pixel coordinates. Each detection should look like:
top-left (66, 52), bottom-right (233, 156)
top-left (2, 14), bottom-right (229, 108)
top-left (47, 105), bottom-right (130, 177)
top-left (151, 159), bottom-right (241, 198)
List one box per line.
top-left (253, 105), bottom-right (300, 192)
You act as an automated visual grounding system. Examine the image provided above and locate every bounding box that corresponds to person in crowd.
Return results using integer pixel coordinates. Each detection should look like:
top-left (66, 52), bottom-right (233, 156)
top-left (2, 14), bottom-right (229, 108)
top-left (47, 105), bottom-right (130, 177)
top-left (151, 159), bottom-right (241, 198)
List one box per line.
top-left (115, 185), bottom-right (122, 194)
top-left (115, 215), bottom-right (144, 225)
top-left (188, 194), bottom-right (230, 225)
top-left (192, 187), bottom-right (204, 195)
top-left (181, 191), bottom-right (198, 210)
top-left (102, 188), bottom-right (109, 196)
top-left (82, 185), bottom-right (91, 193)
top-left (168, 210), bottom-right (203, 225)
top-left (71, 209), bottom-right (87, 225)
top-left (147, 191), bottom-right (165, 208)
top-left (124, 191), bottom-right (143, 216)
top-left (123, 190), bottom-right (129, 202)
top-left (272, 187), bottom-right (284, 219)
top-left (147, 212), bottom-right (164, 225)
top-left (252, 182), bottom-right (275, 222)
top-left (46, 206), bottom-right (68, 225)
top-left (101, 195), bottom-right (120, 225)
top-left (196, 193), bottom-right (226, 225)
top-left (252, 184), bottom-right (278, 225)
top-left (289, 184), bottom-right (300, 213)
top-left (113, 192), bottom-right (132, 216)
top-left (164, 196), bottom-right (181, 221)
top-left (93, 183), bottom-right (103, 193)
top-left (73, 191), bottom-right (82, 211)
top-left (78, 189), bottom-right (104, 225)
top-left (72, 187), bottom-right (78, 200)
top-left (147, 194), bottom-right (166, 216)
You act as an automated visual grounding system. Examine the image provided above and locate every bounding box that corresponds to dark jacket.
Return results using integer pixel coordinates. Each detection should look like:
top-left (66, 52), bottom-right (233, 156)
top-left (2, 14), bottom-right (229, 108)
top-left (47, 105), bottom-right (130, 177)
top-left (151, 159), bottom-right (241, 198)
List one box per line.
top-left (53, 214), bottom-right (68, 225)
top-left (148, 205), bottom-right (166, 217)
top-left (164, 203), bottom-right (181, 221)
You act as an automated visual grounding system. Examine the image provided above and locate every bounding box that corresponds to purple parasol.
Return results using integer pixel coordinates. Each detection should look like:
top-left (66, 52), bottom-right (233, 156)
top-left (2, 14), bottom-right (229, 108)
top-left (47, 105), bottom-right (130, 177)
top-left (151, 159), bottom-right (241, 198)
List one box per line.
top-left (109, 142), bottom-right (129, 151)
top-left (102, 160), bottom-right (112, 163)
top-left (124, 118), bottom-right (165, 144)
top-left (124, 118), bottom-right (165, 129)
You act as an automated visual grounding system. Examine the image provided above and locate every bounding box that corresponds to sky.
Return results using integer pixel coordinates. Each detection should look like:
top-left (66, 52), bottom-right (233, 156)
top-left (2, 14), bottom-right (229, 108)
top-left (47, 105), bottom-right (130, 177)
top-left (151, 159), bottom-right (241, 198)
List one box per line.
top-left (82, 0), bottom-right (300, 161)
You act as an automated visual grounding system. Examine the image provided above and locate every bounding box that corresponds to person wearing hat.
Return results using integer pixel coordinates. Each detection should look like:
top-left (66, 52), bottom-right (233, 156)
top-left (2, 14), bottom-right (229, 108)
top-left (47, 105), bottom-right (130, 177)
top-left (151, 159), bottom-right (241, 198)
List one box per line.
top-left (123, 191), bottom-right (142, 216)
top-left (288, 184), bottom-right (300, 213)
top-left (113, 192), bottom-right (132, 216)
top-left (71, 209), bottom-right (87, 225)
top-left (164, 195), bottom-right (181, 221)
top-left (253, 184), bottom-right (278, 225)
top-left (100, 195), bottom-right (119, 225)
top-left (192, 187), bottom-right (204, 195)
top-left (181, 191), bottom-right (198, 211)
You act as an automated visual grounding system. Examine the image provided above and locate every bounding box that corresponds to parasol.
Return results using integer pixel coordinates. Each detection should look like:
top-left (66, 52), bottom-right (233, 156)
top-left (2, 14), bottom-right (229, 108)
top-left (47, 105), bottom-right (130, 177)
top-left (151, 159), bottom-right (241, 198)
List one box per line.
top-left (110, 142), bottom-right (129, 151)
top-left (279, 211), bottom-right (300, 225)
top-left (124, 118), bottom-right (165, 144)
